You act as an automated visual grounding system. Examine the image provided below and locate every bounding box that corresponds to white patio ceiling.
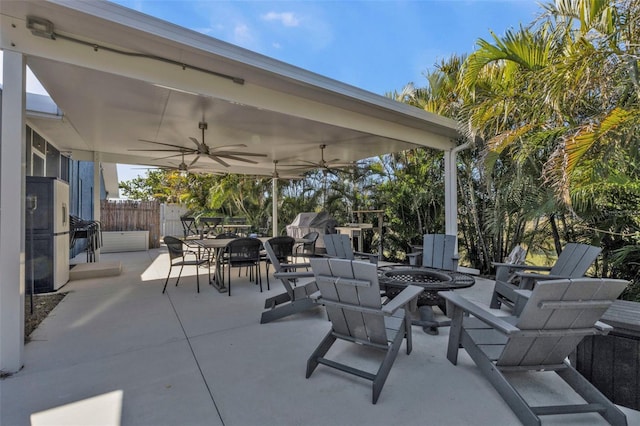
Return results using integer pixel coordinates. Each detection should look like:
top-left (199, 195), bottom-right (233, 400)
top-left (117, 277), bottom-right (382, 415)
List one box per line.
top-left (1, 0), bottom-right (460, 177)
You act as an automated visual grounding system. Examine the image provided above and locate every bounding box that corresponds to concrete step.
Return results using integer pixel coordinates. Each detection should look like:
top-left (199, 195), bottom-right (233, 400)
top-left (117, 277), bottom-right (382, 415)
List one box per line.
top-left (69, 262), bottom-right (122, 281)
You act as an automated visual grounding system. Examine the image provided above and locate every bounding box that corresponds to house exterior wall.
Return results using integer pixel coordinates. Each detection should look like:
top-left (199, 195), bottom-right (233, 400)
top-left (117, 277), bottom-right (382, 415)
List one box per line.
top-left (24, 126), bottom-right (107, 260)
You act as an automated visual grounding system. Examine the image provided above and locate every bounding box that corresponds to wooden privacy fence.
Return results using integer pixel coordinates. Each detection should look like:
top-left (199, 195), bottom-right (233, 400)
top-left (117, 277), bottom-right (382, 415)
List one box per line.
top-left (100, 200), bottom-right (161, 248)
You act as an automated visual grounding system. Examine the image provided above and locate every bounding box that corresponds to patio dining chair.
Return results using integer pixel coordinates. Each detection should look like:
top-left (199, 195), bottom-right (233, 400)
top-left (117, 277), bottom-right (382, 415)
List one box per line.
top-left (180, 216), bottom-right (200, 238)
top-left (441, 278), bottom-right (629, 426)
top-left (200, 217), bottom-right (222, 237)
top-left (162, 236), bottom-right (210, 294)
top-left (307, 257), bottom-right (422, 404)
top-left (263, 236), bottom-right (295, 290)
top-left (490, 242), bottom-right (601, 312)
top-left (221, 237), bottom-right (262, 296)
top-left (260, 239), bottom-right (319, 324)
top-left (293, 231), bottom-right (319, 263)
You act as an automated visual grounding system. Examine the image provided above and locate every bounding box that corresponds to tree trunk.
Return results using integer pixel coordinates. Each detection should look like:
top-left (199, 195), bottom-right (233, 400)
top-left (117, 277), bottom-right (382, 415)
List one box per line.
top-left (549, 214), bottom-right (563, 255)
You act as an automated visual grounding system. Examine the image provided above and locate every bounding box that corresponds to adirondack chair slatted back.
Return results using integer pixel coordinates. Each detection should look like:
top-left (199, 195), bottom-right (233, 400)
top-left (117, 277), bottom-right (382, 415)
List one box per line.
top-left (495, 245), bottom-right (528, 283)
top-left (549, 243), bottom-right (601, 277)
top-left (263, 240), bottom-right (294, 295)
top-left (497, 278), bottom-right (628, 367)
top-left (505, 245), bottom-right (527, 265)
top-left (323, 234), bottom-right (354, 259)
top-left (311, 258), bottom-right (386, 345)
top-left (422, 234), bottom-right (457, 270)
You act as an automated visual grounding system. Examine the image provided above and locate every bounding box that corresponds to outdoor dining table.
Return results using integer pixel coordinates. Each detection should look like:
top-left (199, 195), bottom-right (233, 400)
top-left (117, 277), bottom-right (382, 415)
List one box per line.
top-left (186, 237), bottom-right (269, 292)
top-left (219, 224), bottom-right (252, 236)
top-left (186, 236), bottom-right (309, 293)
top-left (377, 265), bottom-right (475, 335)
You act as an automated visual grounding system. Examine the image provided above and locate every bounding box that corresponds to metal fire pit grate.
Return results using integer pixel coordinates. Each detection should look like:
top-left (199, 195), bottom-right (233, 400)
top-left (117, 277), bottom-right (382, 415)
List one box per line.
top-left (378, 265), bottom-right (475, 307)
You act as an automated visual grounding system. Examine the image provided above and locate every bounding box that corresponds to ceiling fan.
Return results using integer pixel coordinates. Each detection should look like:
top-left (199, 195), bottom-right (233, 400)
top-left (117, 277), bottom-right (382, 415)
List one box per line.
top-left (283, 144), bottom-right (355, 173)
top-left (136, 150), bottom-right (225, 176)
top-left (130, 122), bottom-right (267, 167)
top-left (271, 160), bottom-right (303, 180)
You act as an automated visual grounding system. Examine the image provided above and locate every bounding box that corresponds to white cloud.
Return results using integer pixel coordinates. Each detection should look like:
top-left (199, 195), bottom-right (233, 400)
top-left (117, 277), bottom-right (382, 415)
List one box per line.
top-left (261, 11), bottom-right (300, 27)
top-left (233, 23), bottom-right (255, 46)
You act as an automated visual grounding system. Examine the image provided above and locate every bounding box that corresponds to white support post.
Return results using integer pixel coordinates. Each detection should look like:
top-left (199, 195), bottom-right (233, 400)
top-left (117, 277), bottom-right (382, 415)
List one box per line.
top-left (93, 152), bottom-right (101, 261)
top-left (444, 141), bottom-right (471, 254)
top-left (444, 149), bottom-right (457, 239)
top-left (272, 177), bottom-right (278, 237)
top-left (0, 50), bottom-right (27, 373)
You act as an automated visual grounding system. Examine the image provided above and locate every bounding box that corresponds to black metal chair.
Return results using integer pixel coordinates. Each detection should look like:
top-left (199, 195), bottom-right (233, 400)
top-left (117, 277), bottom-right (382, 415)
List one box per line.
top-left (264, 236), bottom-right (295, 289)
top-left (294, 231), bottom-right (319, 262)
top-left (221, 237), bottom-right (263, 296)
top-left (180, 216), bottom-right (200, 238)
top-left (162, 236), bottom-right (210, 293)
top-left (200, 217), bottom-right (223, 237)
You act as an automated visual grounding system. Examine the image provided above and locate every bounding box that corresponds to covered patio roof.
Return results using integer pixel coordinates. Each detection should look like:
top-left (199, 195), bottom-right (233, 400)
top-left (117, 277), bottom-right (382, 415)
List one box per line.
top-left (0, 0), bottom-right (464, 374)
top-left (2, 0), bottom-right (460, 176)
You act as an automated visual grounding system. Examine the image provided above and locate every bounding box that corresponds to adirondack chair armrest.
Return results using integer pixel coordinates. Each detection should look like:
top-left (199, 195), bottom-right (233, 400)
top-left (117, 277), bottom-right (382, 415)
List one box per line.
top-left (491, 261), bottom-right (520, 269)
top-left (273, 271), bottom-right (315, 280)
top-left (440, 291), bottom-right (520, 335)
top-left (513, 289), bottom-right (532, 300)
top-left (513, 272), bottom-right (570, 290)
top-left (594, 320), bottom-right (613, 333)
top-left (381, 285), bottom-right (422, 315)
top-left (512, 289), bottom-right (532, 314)
top-left (514, 271), bottom-right (567, 280)
top-left (354, 251), bottom-right (379, 264)
top-left (493, 262), bottom-right (551, 272)
top-left (280, 262), bottom-right (312, 270)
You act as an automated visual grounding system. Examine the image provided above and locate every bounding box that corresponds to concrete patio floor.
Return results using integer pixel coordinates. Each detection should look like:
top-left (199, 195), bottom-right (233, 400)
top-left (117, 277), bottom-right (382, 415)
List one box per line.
top-left (2, 247), bottom-right (638, 426)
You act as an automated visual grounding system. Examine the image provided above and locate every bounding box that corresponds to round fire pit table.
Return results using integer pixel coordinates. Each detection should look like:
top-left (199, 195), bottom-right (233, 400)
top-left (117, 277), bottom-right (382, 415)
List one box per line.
top-left (378, 265), bottom-right (475, 335)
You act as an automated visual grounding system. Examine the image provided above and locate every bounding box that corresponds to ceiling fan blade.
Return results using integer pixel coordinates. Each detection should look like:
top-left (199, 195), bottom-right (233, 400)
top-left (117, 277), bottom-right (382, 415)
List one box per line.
top-left (128, 148), bottom-right (194, 153)
top-left (208, 155), bottom-right (230, 168)
top-left (138, 139), bottom-right (189, 150)
top-left (280, 160), bottom-right (319, 167)
top-left (209, 144), bottom-right (248, 152)
top-left (212, 151), bottom-right (267, 157)
top-left (189, 155), bottom-right (201, 166)
top-left (188, 137), bottom-right (201, 148)
top-left (217, 154), bottom-right (259, 164)
top-left (327, 161), bottom-right (356, 168)
top-left (277, 165), bottom-right (315, 173)
top-left (189, 168), bottom-right (226, 175)
top-left (146, 152), bottom-right (189, 161)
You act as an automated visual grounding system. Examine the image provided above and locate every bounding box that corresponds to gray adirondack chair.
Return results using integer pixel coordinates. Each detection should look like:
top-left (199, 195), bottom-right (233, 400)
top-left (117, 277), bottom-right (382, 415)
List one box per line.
top-left (490, 242), bottom-right (601, 311)
top-left (406, 234), bottom-right (459, 270)
top-left (441, 278), bottom-right (629, 426)
top-left (260, 240), bottom-right (319, 324)
top-left (492, 244), bottom-right (528, 283)
top-left (307, 257), bottom-right (422, 404)
top-left (323, 233), bottom-right (378, 264)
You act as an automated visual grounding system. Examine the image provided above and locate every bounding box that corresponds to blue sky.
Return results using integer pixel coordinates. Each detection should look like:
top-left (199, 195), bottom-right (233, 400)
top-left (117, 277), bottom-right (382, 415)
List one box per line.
top-left (110, 0), bottom-right (541, 95)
